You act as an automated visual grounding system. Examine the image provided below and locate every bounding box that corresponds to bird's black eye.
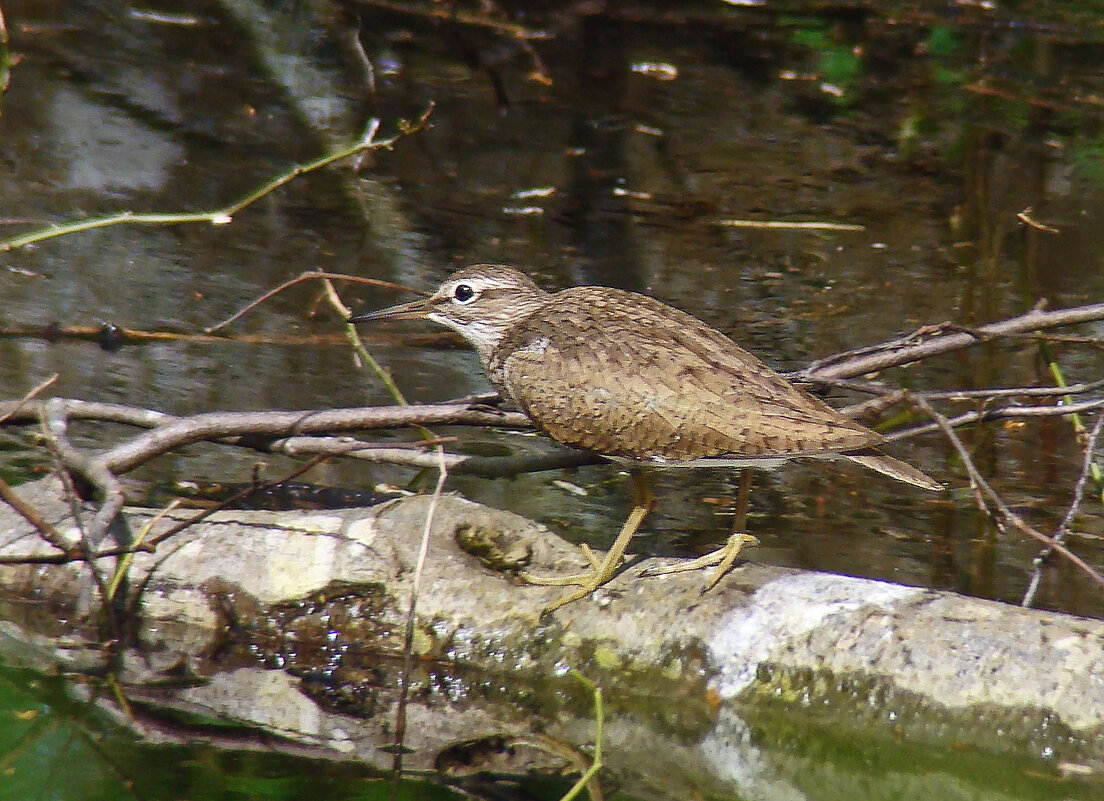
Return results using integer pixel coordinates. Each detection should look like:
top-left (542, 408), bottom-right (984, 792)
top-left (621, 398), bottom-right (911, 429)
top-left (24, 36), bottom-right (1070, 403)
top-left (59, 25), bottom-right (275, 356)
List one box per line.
top-left (453, 283), bottom-right (476, 303)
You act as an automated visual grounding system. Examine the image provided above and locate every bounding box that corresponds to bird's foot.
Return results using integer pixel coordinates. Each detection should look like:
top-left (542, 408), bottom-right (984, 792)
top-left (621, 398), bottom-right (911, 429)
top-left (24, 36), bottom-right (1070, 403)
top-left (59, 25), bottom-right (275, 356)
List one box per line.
top-left (521, 544), bottom-right (621, 616)
top-left (640, 532), bottom-right (759, 593)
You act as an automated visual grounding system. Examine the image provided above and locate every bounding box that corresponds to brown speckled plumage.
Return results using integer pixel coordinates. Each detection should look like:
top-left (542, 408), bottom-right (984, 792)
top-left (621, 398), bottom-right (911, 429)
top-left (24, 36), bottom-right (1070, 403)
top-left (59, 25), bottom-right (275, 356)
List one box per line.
top-left (493, 285), bottom-right (880, 462)
top-left (352, 264), bottom-right (940, 489)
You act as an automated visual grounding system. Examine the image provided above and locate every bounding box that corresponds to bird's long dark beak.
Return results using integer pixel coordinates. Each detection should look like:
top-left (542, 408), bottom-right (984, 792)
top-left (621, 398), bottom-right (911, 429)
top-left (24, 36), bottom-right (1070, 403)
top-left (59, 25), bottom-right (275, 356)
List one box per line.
top-left (347, 297), bottom-right (432, 324)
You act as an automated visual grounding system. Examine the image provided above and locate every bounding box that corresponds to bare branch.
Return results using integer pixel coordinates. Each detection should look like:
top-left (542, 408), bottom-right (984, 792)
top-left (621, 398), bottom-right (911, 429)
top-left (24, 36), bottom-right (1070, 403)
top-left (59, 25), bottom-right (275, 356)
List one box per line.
top-left (4, 394), bottom-right (1102, 474)
top-left (799, 302), bottom-right (1104, 380)
top-left (912, 396), bottom-right (1104, 591)
top-left (353, 0), bottom-right (548, 40)
top-left (0, 373), bottom-right (57, 425)
top-left (920, 379), bottom-right (1104, 401)
top-left (97, 405), bottom-right (530, 474)
top-left (0, 475), bottom-right (69, 553)
top-left (0, 322), bottom-right (457, 349)
top-left (882, 398), bottom-right (1104, 443)
top-left (44, 399), bottom-right (125, 548)
top-left (204, 271), bottom-right (418, 334)
top-left (1022, 413), bottom-right (1104, 607)
top-left (0, 107), bottom-right (434, 254)
top-left (272, 435), bottom-right (601, 476)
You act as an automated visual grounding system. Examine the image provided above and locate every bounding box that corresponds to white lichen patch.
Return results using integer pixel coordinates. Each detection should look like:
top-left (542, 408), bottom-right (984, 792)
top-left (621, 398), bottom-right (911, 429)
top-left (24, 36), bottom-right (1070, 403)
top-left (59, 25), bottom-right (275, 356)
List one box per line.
top-left (180, 668), bottom-right (324, 739)
top-left (142, 587), bottom-right (217, 629)
top-left (253, 534), bottom-right (342, 601)
top-left (59, 525), bottom-right (84, 547)
top-left (345, 516), bottom-right (380, 547)
top-left (708, 573), bottom-right (923, 698)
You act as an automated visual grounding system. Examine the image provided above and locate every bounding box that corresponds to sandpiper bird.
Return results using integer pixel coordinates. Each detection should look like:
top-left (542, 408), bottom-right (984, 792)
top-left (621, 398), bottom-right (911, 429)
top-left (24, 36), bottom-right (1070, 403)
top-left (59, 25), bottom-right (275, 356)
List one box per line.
top-left (350, 265), bottom-right (942, 614)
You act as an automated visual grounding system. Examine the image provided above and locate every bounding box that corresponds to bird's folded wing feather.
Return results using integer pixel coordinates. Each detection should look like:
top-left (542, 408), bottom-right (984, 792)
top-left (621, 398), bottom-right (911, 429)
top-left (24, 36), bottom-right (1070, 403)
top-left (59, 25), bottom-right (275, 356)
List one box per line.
top-left (500, 310), bottom-right (881, 461)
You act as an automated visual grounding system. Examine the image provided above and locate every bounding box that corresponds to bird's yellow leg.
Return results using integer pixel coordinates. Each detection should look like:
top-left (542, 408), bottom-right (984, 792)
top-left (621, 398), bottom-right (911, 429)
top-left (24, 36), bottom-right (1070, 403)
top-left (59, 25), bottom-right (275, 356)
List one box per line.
top-left (522, 470), bottom-right (655, 614)
top-left (641, 468), bottom-right (758, 592)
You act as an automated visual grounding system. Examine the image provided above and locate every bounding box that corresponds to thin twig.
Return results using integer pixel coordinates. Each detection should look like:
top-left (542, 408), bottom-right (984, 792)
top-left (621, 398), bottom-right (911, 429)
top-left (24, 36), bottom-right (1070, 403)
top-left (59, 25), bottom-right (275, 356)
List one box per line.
top-left (0, 373), bottom-right (61, 544)
top-left (561, 672), bottom-right (605, 801)
top-left (320, 274), bottom-right (411, 407)
top-left (920, 379), bottom-right (1104, 401)
top-left (0, 107), bottom-right (434, 253)
top-left (0, 475), bottom-right (69, 552)
top-left (348, 20), bottom-right (376, 94)
top-left (912, 396), bottom-right (1104, 590)
top-left (716, 218), bottom-right (865, 231)
top-left (1016, 206), bottom-right (1060, 233)
top-left (1040, 344), bottom-right (1104, 504)
top-left (392, 445), bottom-right (449, 778)
top-left (882, 398), bottom-right (1104, 443)
top-left (354, 0), bottom-right (547, 39)
top-left (1021, 413), bottom-right (1104, 607)
top-left (146, 453), bottom-right (334, 549)
top-left (0, 323), bottom-right (455, 348)
top-left (204, 271), bottom-right (418, 334)
top-left (105, 499), bottom-right (182, 601)
top-left (801, 302), bottom-right (1104, 380)
top-left (38, 409), bottom-right (113, 618)
top-left (0, 373), bottom-right (57, 425)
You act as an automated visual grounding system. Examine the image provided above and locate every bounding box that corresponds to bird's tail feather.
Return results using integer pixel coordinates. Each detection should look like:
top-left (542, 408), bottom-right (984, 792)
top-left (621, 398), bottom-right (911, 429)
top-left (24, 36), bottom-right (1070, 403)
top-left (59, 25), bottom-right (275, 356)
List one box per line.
top-left (844, 451), bottom-right (944, 492)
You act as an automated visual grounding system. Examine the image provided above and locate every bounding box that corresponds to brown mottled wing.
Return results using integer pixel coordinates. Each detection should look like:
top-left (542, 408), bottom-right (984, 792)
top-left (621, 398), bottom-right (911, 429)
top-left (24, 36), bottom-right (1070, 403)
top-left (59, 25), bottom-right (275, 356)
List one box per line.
top-left (498, 287), bottom-right (882, 461)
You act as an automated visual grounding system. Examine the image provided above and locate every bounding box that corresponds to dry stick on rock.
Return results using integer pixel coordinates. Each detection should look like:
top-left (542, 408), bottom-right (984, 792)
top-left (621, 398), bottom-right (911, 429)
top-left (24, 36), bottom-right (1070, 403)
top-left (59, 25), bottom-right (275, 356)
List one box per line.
top-left (0, 477), bottom-right (69, 554)
top-left (912, 396), bottom-right (1104, 591)
top-left (0, 375), bottom-right (70, 551)
top-left (1021, 413), bottom-right (1104, 607)
top-left (392, 445), bottom-right (449, 779)
top-left (0, 372), bottom-right (57, 425)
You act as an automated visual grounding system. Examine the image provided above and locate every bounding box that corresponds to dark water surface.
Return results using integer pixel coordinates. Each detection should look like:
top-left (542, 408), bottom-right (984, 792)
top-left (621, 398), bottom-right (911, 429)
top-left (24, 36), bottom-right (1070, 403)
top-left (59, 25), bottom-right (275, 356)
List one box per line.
top-left (1, 1), bottom-right (1104, 799)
